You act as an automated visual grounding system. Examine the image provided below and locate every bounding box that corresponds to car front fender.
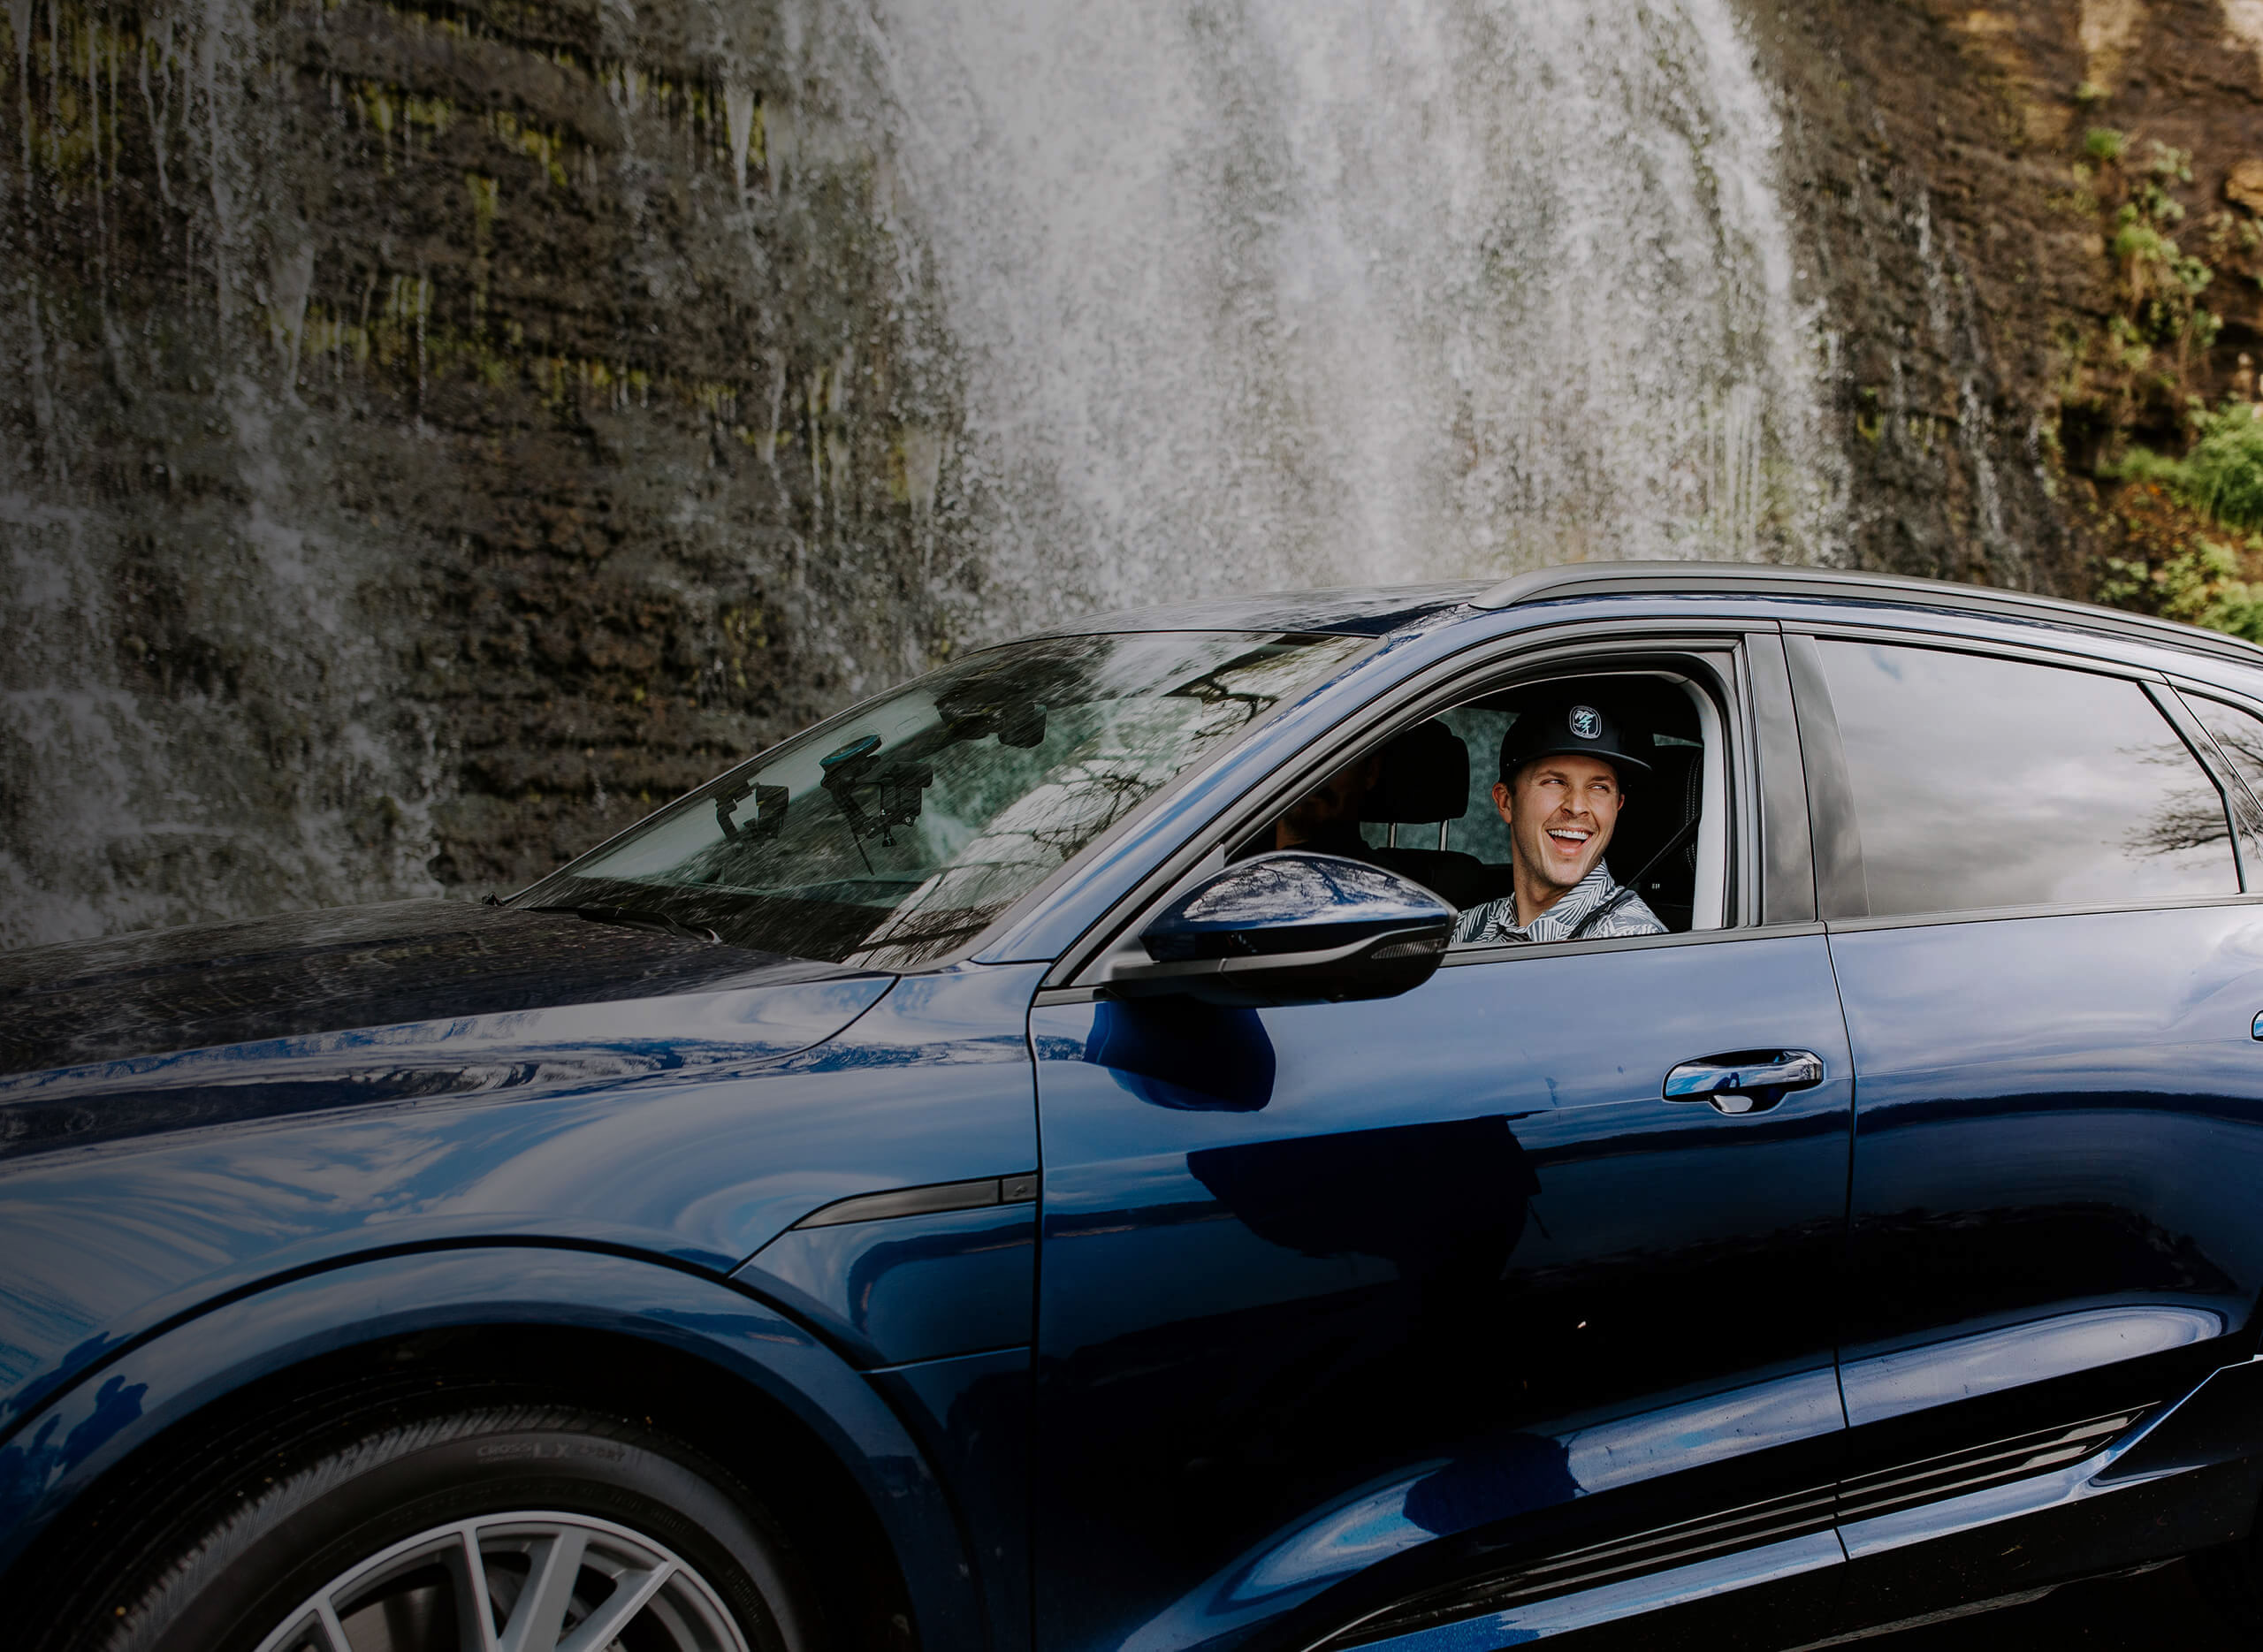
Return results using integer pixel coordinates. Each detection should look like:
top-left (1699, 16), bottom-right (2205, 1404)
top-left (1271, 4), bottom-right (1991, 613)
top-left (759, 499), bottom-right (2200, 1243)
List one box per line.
top-left (0, 1244), bottom-right (986, 1652)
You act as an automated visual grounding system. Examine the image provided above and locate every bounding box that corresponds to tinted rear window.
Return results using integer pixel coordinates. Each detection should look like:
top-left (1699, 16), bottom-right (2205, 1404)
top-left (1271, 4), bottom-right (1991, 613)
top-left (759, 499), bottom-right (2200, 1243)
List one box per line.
top-left (2186, 694), bottom-right (2263, 807)
top-left (2181, 692), bottom-right (2263, 882)
top-left (1817, 641), bottom-right (2236, 917)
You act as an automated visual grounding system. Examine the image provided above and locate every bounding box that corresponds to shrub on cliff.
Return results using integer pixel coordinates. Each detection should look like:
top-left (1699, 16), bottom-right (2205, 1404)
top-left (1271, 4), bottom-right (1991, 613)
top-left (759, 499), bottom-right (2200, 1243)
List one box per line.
top-left (2093, 419), bottom-right (2263, 643)
top-left (2096, 533), bottom-right (2263, 643)
top-left (2183, 405), bottom-right (2263, 531)
top-left (2113, 404), bottom-right (2263, 532)
top-left (2053, 117), bottom-right (2263, 643)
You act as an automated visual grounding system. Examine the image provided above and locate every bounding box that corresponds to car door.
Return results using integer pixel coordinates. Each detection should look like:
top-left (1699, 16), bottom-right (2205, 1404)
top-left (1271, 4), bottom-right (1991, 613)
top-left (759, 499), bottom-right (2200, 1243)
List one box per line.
top-left (1783, 629), bottom-right (2263, 1615)
top-left (1026, 635), bottom-right (1855, 1652)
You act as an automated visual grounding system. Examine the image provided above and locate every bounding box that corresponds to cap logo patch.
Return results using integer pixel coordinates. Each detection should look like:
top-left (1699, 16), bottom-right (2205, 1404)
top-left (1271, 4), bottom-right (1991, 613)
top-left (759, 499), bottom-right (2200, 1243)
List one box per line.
top-left (1568, 705), bottom-right (1603, 740)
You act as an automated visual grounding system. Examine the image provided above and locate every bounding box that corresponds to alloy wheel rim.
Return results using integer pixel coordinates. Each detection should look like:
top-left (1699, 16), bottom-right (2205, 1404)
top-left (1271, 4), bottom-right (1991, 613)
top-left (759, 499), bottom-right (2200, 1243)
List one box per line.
top-left (250, 1509), bottom-right (752, 1652)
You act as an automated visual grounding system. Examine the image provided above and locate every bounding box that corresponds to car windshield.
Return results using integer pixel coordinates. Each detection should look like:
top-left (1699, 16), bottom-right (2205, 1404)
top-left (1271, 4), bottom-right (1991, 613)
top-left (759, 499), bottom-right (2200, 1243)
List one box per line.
top-left (519, 630), bottom-right (1373, 967)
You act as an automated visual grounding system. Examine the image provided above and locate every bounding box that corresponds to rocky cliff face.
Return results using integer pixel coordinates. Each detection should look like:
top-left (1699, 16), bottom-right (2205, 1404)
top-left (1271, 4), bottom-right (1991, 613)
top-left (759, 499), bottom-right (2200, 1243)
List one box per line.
top-left (3, 0), bottom-right (970, 943)
top-left (4, 0), bottom-right (2259, 947)
top-left (1765, 0), bottom-right (2263, 586)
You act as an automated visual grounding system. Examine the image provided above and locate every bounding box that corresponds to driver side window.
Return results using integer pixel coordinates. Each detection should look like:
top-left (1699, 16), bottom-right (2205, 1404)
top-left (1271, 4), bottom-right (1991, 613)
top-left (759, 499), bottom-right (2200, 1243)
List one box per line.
top-left (1246, 667), bottom-right (1730, 942)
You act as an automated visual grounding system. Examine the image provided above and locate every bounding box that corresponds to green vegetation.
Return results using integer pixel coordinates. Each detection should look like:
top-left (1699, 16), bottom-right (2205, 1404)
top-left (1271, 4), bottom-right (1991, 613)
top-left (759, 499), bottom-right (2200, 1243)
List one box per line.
top-left (2101, 140), bottom-right (2221, 384)
top-left (2054, 123), bottom-right (2263, 641)
top-left (2096, 530), bottom-right (2263, 642)
top-left (2112, 404), bottom-right (2263, 531)
top-left (2175, 403), bottom-right (2263, 530)
top-left (2091, 406), bottom-right (2263, 638)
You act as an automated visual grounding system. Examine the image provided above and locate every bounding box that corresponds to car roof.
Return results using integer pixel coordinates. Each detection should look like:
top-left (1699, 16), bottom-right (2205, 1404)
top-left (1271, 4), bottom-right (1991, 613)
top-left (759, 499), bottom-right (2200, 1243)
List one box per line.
top-left (1471, 560), bottom-right (2263, 670)
top-left (1032, 582), bottom-right (1490, 638)
top-left (1037, 562), bottom-right (2263, 673)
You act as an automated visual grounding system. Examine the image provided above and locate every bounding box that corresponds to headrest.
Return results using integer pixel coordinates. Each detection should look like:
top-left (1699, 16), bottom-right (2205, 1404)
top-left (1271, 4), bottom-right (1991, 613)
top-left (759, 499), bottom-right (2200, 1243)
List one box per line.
top-left (1360, 719), bottom-right (1469, 824)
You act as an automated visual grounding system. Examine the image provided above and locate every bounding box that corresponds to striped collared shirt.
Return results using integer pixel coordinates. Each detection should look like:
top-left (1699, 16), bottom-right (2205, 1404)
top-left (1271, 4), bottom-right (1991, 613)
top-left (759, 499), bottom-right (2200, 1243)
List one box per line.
top-left (1451, 862), bottom-right (1665, 948)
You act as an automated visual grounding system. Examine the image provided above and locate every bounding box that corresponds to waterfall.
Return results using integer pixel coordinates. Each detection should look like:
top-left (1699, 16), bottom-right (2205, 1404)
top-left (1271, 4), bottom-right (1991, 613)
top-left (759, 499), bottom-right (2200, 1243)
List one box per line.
top-left (842, 0), bottom-right (1843, 626)
top-left (2, 0), bottom-right (1842, 948)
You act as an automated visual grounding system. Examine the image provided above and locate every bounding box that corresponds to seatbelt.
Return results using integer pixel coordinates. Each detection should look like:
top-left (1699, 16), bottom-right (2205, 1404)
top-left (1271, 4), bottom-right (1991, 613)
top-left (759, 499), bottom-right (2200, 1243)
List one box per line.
top-left (1563, 813), bottom-right (1700, 942)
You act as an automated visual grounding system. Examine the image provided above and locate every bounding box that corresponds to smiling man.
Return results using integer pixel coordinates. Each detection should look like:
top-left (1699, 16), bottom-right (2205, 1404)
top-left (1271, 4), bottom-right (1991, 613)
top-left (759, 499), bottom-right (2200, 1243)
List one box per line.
top-left (1452, 694), bottom-right (1665, 946)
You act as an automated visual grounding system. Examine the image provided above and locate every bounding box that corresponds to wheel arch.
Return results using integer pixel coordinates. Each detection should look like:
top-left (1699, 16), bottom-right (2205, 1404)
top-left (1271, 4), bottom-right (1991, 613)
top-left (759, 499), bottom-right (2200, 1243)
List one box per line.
top-left (0, 1245), bottom-right (980, 1652)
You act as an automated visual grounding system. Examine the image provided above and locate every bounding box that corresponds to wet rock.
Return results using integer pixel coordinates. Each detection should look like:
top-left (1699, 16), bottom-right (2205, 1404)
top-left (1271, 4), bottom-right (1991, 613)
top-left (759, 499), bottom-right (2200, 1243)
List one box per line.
top-left (2227, 158), bottom-right (2263, 214)
top-left (1, 0), bottom-right (961, 945)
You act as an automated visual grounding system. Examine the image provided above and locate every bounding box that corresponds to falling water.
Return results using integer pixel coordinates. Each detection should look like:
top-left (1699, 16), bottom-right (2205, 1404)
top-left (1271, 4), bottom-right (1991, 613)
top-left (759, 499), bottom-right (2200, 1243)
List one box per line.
top-left (3, 0), bottom-right (1842, 947)
top-left (842, 0), bottom-right (1843, 623)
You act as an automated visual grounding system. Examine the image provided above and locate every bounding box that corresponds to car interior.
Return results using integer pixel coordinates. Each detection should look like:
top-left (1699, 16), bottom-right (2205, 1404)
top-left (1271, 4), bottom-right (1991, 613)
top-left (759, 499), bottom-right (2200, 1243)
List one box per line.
top-left (1244, 673), bottom-right (1718, 933)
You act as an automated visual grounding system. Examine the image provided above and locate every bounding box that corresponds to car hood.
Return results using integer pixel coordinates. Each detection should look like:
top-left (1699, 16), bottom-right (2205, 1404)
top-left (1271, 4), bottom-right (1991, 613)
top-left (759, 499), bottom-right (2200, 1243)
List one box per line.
top-left (0, 900), bottom-right (895, 1159)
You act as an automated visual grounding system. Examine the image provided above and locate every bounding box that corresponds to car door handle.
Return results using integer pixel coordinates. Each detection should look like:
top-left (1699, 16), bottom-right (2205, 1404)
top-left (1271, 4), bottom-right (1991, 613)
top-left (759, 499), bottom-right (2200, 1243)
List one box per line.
top-left (1663, 1050), bottom-right (1826, 1115)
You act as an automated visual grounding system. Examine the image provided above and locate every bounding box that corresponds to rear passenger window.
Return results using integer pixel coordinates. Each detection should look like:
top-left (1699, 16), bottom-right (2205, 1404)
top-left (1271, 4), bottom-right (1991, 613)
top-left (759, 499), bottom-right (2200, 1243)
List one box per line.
top-left (2183, 694), bottom-right (2263, 881)
top-left (1817, 642), bottom-right (2236, 917)
top-left (2186, 696), bottom-right (2263, 810)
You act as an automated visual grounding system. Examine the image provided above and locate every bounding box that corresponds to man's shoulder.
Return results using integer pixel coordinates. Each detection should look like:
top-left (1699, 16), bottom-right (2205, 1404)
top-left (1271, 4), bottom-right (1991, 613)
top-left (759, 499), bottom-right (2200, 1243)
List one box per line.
top-left (1451, 879), bottom-right (1667, 946)
top-left (1600, 888), bottom-right (1667, 937)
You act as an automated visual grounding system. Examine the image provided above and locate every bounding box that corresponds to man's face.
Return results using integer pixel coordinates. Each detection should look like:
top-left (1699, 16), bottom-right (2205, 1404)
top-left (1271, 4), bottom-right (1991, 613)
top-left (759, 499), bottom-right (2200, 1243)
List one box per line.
top-left (1496, 753), bottom-right (1625, 896)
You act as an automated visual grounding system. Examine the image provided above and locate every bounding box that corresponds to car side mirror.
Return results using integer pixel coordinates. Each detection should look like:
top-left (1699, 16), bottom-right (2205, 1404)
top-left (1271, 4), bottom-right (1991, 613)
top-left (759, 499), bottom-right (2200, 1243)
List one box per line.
top-left (1104, 852), bottom-right (1455, 1007)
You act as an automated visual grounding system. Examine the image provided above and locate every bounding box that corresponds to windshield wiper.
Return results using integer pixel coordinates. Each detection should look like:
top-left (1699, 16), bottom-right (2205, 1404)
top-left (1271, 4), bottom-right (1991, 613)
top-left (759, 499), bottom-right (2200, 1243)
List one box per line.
top-left (524, 903), bottom-right (722, 945)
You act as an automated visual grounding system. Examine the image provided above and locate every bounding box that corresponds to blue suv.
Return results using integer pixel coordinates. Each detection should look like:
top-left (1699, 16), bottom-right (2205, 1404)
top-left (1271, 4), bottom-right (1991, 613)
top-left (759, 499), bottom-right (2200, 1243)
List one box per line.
top-left (11, 562), bottom-right (2263, 1652)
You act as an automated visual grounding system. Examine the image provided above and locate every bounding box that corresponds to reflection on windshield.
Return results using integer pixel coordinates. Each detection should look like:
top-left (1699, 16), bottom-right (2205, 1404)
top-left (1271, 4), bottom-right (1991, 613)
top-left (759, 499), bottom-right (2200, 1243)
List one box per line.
top-left (519, 632), bottom-right (1370, 967)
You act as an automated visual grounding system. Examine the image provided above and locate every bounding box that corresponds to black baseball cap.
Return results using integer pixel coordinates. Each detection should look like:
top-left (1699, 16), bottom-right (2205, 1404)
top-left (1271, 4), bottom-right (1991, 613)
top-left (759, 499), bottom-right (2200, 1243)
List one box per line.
top-left (1497, 693), bottom-right (1652, 783)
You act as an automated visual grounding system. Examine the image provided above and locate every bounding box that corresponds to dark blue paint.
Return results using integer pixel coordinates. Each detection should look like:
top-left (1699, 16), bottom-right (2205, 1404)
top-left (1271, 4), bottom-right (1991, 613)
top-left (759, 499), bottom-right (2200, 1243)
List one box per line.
top-left (1831, 1354), bottom-right (2263, 1633)
top-left (1342, 1531), bottom-right (1845, 1650)
top-left (1030, 932), bottom-right (1854, 1652)
top-left (0, 960), bottom-right (1044, 1432)
top-left (1832, 906), bottom-right (2263, 1467)
top-left (871, 1346), bottom-right (1037, 1652)
top-left (2097, 1353), bottom-right (2263, 1483)
top-left (1117, 852), bottom-right (1452, 1007)
top-left (740, 1204), bottom-right (1036, 1367)
top-left (0, 968), bottom-right (894, 1161)
top-left (1084, 1000), bottom-right (1276, 1112)
top-left (0, 897), bottom-right (857, 1080)
top-left (0, 1246), bottom-right (992, 1652)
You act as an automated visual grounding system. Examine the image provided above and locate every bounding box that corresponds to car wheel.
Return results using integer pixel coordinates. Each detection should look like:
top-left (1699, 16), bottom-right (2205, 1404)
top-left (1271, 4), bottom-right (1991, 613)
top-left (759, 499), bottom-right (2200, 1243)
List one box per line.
top-left (73, 1405), bottom-right (817, 1652)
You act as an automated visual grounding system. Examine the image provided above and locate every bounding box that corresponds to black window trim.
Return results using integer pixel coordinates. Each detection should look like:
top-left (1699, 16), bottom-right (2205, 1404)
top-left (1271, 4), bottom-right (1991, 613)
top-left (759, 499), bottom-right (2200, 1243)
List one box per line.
top-left (1779, 632), bottom-right (1867, 922)
top-left (1822, 889), bottom-right (2263, 936)
top-left (1049, 623), bottom-right (1785, 991)
top-left (2145, 682), bottom-right (2258, 891)
top-left (1746, 630), bottom-right (1818, 927)
top-left (1781, 623), bottom-right (2249, 930)
top-left (2166, 677), bottom-right (2263, 887)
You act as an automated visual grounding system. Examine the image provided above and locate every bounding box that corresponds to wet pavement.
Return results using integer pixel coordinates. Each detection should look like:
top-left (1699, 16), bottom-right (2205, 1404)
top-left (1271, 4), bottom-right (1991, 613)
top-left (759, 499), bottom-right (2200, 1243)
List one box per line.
top-left (1871, 1558), bottom-right (2246, 1648)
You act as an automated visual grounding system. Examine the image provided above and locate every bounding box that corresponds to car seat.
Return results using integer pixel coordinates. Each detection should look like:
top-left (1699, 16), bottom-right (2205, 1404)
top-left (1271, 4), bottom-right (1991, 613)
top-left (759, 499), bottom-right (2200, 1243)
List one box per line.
top-left (1359, 720), bottom-right (1495, 910)
top-left (1604, 741), bottom-right (1701, 931)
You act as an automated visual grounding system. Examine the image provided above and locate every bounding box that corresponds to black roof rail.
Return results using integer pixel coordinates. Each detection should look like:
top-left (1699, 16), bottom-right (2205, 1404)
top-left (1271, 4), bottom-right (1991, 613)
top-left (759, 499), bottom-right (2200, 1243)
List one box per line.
top-left (1470, 560), bottom-right (2263, 667)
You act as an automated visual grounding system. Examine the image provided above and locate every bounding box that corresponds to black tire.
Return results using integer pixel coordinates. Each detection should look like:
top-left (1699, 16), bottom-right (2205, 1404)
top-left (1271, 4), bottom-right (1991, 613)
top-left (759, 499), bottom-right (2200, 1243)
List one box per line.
top-left (63, 1405), bottom-right (819, 1652)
